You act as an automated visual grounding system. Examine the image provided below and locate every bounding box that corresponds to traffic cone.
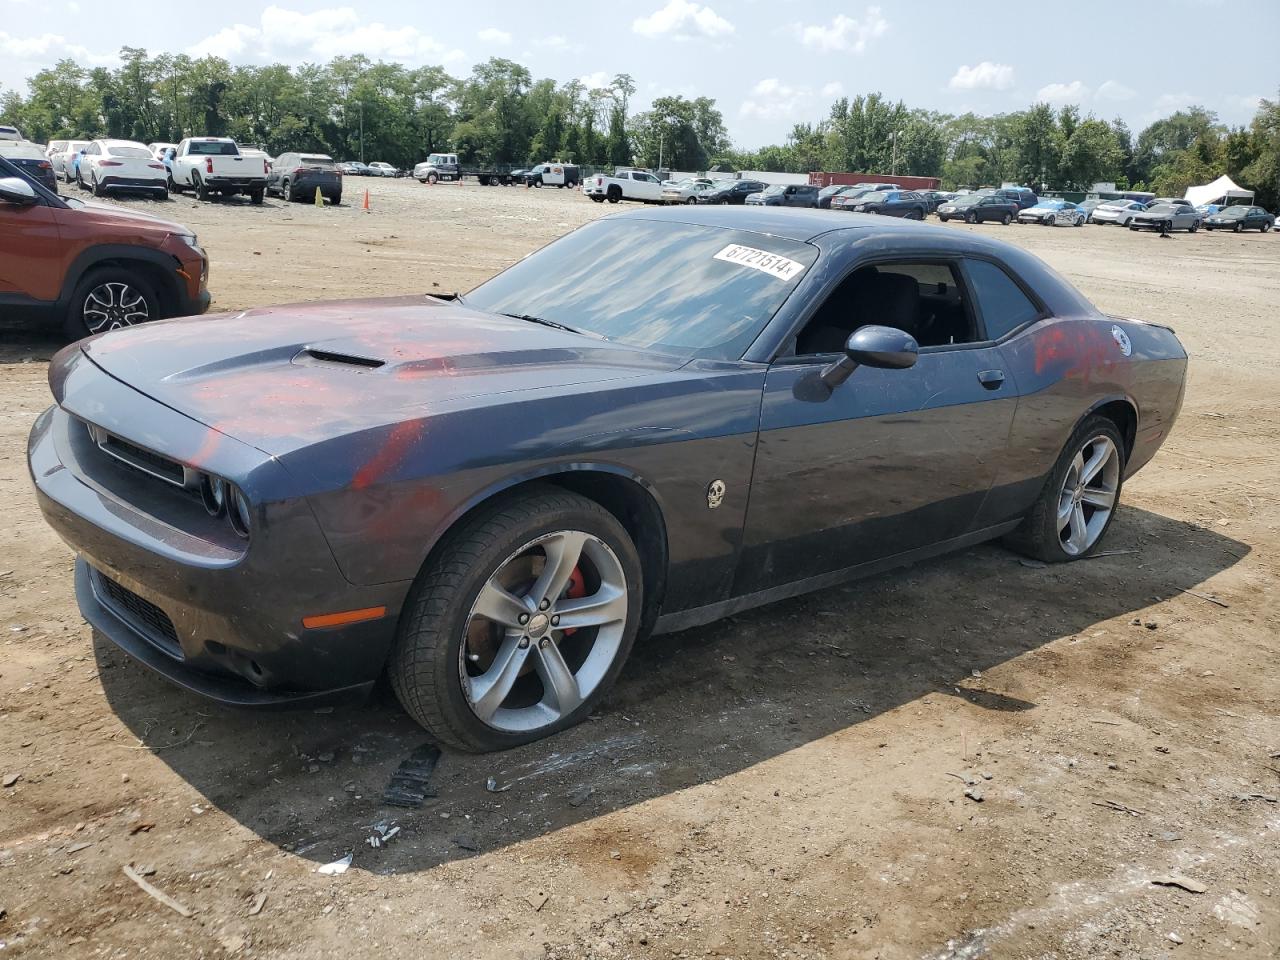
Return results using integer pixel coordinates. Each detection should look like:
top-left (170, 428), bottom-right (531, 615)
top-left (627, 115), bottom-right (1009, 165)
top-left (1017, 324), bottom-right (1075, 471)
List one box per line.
top-left (314, 186), bottom-right (323, 207)
top-left (363, 189), bottom-right (370, 211)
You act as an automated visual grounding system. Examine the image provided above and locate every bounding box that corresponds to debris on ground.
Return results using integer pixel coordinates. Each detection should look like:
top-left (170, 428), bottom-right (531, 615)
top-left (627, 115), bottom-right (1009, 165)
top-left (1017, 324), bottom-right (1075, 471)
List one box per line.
top-left (526, 892), bottom-right (549, 912)
top-left (2, 773), bottom-right (19, 788)
top-left (566, 784), bottom-right (595, 807)
top-left (1092, 799), bottom-right (1145, 816)
top-left (1232, 793), bottom-right (1277, 803)
top-left (247, 892), bottom-right (267, 916)
top-left (964, 786), bottom-right (984, 802)
top-left (485, 775), bottom-right (512, 793)
top-left (122, 864), bottom-right (195, 918)
top-left (317, 854), bottom-right (353, 876)
top-left (1151, 874), bottom-right (1208, 894)
top-left (366, 821), bottom-right (401, 848)
top-left (383, 744), bottom-right (441, 808)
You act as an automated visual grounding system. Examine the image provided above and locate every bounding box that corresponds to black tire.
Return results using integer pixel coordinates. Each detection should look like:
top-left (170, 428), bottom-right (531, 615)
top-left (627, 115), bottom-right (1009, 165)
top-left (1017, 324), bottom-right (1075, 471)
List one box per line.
top-left (280, 178), bottom-right (291, 202)
top-left (152, 188), bottom-right (167, 201)
top-left (938, 215), bottom-right (949, 222)
top-left (964, 211), bottom-right (976, 224)
top-left (591, 196), bottom-right (604, 203)
top-left (1233, 222), bottom-right (1242, 233)
top-left (427, 172), bottom-right (438, 184)
top-left (388, 487), bottom-right (644, 752)
top-left (250, 189), bottom-right (264, 205)
top-left (166, 175), bottom-right (178, 193)
top-left (63, 266), bottom-right (161, 341)
top-left (1001, 212), bottom-right (1012, 225)
top-left (1004, 414), bottom-right (1126, 563)
top-left (1189, 221), bottom-right (1198, 233)
top-left (606, 187), bottom-right (621, 204)
top-left (193, 173), bottom-right (210, 202)
top-left (90, 173), bottom-right (104, 198)
top-left (685, 196), bottom-right (698, 204)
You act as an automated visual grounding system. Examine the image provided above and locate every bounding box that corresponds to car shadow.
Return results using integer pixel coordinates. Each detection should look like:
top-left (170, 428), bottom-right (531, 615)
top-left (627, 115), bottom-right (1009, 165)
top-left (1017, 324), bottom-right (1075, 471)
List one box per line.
top-left (0, 329), bottom-right (64, 364)
top-left (94, 505), bottom-right (1248, 874)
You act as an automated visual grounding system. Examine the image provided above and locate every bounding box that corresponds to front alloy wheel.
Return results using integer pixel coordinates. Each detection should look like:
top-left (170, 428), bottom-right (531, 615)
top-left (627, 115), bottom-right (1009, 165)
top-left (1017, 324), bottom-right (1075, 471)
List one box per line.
top-left (83, 281), bottom-right (151, 333)
top-left (390, 487), bottom-right (642, 752)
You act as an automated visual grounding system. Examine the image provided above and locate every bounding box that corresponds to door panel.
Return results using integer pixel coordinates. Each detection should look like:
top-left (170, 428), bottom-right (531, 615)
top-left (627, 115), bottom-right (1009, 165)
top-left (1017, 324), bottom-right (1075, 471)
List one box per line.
top-left (0, 201), bottom-right (62, 302)
top-left (735, 348), bottom-right (1016, 596)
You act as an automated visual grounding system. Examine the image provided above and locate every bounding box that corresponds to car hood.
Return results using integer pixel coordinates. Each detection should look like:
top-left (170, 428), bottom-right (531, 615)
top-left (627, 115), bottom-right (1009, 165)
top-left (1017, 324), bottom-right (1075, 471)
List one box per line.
top-left (75, 295), bottom-right (687, 457)
top-left (61, 198), bottom-right (192, 235)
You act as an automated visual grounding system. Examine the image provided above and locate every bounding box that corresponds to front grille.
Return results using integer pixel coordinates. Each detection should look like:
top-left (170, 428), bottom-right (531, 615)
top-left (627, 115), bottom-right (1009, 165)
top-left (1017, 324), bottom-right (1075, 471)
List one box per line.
top-left (95, 571), bottom-right (183, 659)
top-left (85, 423), bottom-right (188, 488)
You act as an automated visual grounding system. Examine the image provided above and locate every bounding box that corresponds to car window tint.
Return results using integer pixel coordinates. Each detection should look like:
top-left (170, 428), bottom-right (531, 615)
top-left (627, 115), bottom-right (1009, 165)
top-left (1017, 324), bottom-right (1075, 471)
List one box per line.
top-left (794, 260), bottom-right (978, 355)
top-left (965, 259), bottom-right (1041, 340)
top-left (465, 219), bottom-right (818, 361)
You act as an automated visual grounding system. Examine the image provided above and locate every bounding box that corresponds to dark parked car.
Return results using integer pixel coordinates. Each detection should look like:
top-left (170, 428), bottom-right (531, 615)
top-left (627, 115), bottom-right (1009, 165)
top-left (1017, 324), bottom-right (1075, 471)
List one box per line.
top-left (29, 207), bottom-right (1187, 752)
top-left (745, 184), bottom-right (819, 207)
top-left (978, 187), bottom-right (1038, 210)
top-left (817, 184), bottom-right (867, 209)
top-left (919, 190), bottom-right (955, 213)
top-left (843, 189), bottom-right (929, 219)
top-left (0, 155), bottom-right (209, 339)
top-left (936, 194), bottom-right (1017, 224)
top-left (1203, 205), bottom-right (1274, 232)
top-left (830, 183), bottom-right (900, 211)
top-left (1130, 203), bottom-right (1200, 233)
top-left (0, 139), bottom-right (57, 193)
top-left (700, 179), bottom-right (767, 204)
top-left (268, 153), bottom-right (342, 204)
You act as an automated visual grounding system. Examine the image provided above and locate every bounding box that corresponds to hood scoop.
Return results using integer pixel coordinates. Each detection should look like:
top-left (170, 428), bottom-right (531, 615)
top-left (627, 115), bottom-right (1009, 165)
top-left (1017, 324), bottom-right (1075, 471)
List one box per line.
top-left (297, 348), bottom-right (386, 370)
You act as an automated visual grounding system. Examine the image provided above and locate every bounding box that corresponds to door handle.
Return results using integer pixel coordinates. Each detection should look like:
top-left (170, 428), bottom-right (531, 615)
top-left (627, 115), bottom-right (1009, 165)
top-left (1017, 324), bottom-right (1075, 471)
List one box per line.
top-left (978, 369), bottom-right (1005, 390)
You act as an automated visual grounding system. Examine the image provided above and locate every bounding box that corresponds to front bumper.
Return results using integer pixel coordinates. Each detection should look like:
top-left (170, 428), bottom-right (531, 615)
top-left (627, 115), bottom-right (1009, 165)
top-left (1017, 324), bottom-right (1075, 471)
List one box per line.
top-left (28, 363), bottom-right (408, 707)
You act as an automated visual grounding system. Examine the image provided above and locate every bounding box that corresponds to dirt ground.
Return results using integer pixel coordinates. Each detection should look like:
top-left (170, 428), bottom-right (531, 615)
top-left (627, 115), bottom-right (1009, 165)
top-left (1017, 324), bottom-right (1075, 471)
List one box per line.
top-left (1, 177), bottom-right (1277, 959)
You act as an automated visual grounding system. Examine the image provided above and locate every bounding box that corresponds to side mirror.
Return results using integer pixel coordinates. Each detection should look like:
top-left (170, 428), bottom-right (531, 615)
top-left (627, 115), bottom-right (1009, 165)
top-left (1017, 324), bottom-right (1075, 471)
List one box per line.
top-left (0, 176), bottom-right (37, 206)
top-left (819, 324), bottom-right (919, 389)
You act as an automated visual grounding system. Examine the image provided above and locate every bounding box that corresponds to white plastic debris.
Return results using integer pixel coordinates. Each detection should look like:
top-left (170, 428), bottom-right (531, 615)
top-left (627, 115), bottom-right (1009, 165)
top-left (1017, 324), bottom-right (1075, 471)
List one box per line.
top-left (316, 853), bottom-right (352, 875)
top-left (366, 821), bottom-right (401, 848)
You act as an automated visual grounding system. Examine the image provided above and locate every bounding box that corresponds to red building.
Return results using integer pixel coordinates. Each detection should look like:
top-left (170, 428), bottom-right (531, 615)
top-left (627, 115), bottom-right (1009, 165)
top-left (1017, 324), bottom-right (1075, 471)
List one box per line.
top-left (808, 171), bottom-right (941, 191)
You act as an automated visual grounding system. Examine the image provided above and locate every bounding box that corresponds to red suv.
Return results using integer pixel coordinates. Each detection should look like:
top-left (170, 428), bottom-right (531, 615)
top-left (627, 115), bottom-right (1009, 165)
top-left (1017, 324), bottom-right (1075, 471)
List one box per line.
top-left (0, 155), bottom-right (209, 339)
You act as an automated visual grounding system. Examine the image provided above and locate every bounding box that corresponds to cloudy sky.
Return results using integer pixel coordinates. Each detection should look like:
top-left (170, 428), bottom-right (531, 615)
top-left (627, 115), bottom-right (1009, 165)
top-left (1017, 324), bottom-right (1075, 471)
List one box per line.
top-left (1, 0), bottom-right (1274, 147)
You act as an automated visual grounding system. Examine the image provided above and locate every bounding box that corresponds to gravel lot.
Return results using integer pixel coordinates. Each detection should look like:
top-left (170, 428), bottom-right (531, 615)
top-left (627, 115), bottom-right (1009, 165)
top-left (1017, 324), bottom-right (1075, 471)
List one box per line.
top-left (1, 177), bottom-right (1277, 959)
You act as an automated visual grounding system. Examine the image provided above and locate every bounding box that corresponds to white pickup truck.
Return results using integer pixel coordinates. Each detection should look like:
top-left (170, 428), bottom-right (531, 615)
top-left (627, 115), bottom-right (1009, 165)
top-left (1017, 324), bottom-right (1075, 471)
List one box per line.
top-left (584, 168), bottom-right (664, 204)
top-left (167, 137), bottom-right (269, 203)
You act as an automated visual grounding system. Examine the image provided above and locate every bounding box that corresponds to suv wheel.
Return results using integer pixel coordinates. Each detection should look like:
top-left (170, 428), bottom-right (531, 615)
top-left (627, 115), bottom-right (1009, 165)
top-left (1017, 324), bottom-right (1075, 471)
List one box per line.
top-left (389, 487), bottom-right (643, 752)
top-left (427, 172), bottom-right (438, 184)
top-left (64, 268), bottom-right (160, 341)
top-left (90, 173), bottom-right (104, 198)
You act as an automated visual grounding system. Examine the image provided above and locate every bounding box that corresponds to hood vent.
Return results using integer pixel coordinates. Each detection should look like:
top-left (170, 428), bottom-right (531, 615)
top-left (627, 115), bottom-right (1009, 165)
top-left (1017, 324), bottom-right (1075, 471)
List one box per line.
top-left (300, 348), bottom-right (385, 369)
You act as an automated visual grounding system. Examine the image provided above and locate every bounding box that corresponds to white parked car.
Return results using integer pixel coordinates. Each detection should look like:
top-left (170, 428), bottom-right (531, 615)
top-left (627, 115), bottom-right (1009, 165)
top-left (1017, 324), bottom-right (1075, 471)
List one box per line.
top-left (0, 125), bottom-right (22, 142)
top-left (48, 140), bottom-right (89, 180)
top-left (78, 139), bottom-right (168, 198)
top-left (584, 169), bottom-right (664, 204)
top-left (1090, 200), bottom-right (1148, 227)
top-left (167, 137), bottom-right (269, 202)
top-left (660, 177), bottom-right (714, 204)
top-left (368, 162), bottom-right (398, 177)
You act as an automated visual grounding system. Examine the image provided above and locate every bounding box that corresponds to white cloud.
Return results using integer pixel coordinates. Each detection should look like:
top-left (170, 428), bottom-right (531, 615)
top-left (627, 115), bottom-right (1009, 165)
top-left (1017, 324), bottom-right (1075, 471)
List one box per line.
top-left (1036, 80), bottom-right (1089, 105)
top-left (821, 81), bottom-right (845, 97)
top-left (794, 7), bottom-right (888, 54)
top-left (948, 61), bottom-right (1015, 91)
top-left (537, 34), bottom-right (570, 49)
top-left (187, 6), bottom-right (465, 66)
top-left (477, 27), bottom-right (512, 45)
top-left (0, 30), bottom-right (116, 66)
top-left (579, 71), bottom-right (613, 90)
top-left (1096, 80), bottom-right (1136, 101)
top-left (632, 0), bottom-right (734, 41)
top-left (740, 77), bottom-right (817, 121)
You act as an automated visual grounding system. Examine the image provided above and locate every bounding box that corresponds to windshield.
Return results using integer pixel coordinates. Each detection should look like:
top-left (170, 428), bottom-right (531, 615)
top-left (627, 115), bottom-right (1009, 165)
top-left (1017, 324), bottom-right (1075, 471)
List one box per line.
top-left (300, 156), bottom-right (335, 167)
top-left (1144, 204), bottom-right (1176, 214)
top-left (0, 143), bottom-right (45, 160)
top-left (108, 145), bottom-right (151, 158)
top-left (862, 191), bottom-right (894, 201)
top-left (1219, 205), bottom-right (1248, 216)
top-left (951, 195), bottom-right (981, 206)
top-left (762, 185), bottom-right (785, 196)
top-left (464, 219), bottom-right (817, 361)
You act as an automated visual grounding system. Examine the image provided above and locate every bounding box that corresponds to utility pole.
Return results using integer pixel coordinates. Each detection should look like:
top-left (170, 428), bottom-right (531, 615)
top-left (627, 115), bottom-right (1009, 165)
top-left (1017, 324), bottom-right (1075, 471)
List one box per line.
top-left (891, 128), bottom-right (902, 175)
top-left (658, 130), bottom-right (663, 172)
top-left (360, 102), bottom-right (365, 163)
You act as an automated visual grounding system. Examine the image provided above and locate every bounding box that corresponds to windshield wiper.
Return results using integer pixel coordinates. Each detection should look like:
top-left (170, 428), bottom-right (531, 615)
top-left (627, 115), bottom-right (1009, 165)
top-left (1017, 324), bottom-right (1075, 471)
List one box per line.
top-left (499, 312), bottom-right (606, 340)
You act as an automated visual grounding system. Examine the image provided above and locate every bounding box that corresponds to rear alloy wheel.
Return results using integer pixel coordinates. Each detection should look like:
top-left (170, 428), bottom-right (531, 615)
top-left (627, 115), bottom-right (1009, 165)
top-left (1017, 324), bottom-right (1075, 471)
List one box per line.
top-left (965, 211), bottom-right (977, 224)
top-left (685, 196), bottom-right (698, 204)
top-left (389, 487), bottom-right (642, 752)
top-left (1234, 222), bottom-right (1242, 233)
top-left (64, 268), bottom-right (159, 341)
top-left (1001, 212), bottom-right (1012, 225)
top-left (1006, 415), bottom-right (1125, 562)
top-left (90, 173), bottom-right (104, 198)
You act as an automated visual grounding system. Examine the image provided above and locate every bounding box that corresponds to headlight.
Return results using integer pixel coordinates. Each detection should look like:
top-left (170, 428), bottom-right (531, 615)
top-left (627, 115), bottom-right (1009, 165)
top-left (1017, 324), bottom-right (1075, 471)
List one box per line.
top-left (230, 486), bottom-right (252, 539)
top-left (179, 234), bottom-right (201, 250)
top-left (201, 474), bottom-right (227, 516)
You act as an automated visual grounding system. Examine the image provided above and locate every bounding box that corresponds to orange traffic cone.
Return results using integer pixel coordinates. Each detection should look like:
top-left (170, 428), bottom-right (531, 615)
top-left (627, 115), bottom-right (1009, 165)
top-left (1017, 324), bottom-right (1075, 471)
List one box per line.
top-left (362, 189), bottom-right (370, 211)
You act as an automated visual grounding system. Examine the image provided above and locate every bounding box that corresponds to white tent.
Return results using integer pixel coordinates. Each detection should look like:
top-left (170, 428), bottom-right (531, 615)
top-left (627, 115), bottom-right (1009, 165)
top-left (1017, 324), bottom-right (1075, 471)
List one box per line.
top-left (1183, 174), bottom-right (1253, 207)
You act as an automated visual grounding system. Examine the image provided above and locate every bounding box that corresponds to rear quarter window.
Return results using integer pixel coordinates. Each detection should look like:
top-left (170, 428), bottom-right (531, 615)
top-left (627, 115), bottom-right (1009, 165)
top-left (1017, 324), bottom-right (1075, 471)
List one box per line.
top-left (965, 259), bottom-right (1043, 341)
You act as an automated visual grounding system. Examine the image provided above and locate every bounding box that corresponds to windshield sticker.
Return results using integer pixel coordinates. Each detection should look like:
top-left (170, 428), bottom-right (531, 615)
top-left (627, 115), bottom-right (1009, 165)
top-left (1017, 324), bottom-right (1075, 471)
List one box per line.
top-left (713, 244), bottom-right (805, 281)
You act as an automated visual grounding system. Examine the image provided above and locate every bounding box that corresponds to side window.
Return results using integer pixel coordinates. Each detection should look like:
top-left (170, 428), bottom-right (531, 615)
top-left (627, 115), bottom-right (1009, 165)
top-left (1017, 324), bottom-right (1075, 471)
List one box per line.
top-left (964, 259), bottom-right (1042, 341)
top-left (793, 261), bottom-right (979, 356)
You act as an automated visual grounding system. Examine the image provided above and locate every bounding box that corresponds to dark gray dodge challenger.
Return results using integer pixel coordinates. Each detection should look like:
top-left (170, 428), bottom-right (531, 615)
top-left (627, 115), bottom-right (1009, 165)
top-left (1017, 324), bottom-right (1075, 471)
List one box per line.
top-left (29, 207), bottom-right (1188, 751)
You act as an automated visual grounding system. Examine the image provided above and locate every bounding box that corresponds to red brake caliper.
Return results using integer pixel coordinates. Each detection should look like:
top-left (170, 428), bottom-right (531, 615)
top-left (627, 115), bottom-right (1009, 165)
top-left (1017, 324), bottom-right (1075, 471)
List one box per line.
top-left (561, 566), bottom-right (586, 636)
